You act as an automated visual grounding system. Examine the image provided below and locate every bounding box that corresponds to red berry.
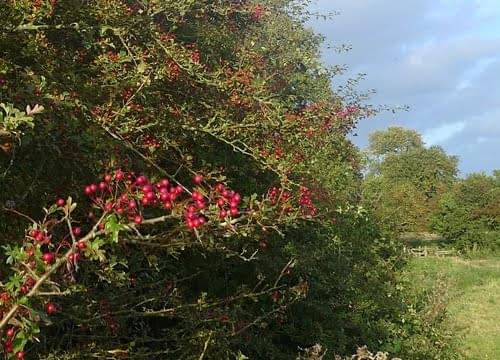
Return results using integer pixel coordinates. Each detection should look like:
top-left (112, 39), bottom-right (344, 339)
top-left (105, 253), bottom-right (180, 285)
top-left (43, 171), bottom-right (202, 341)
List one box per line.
top-left (16, 351), bottom-right (25, 360)
top-left (6, 328), bottom-right (15, 338)
top-left (193, 174), bottom-right (203, 184)
top-left (104, 174), bottom-right (113, 182)
top-left (72, 227), bottom-right (82, 236)
top-left (133, 215), bottom-right (143, 225)
top-left (136, 176), bottom-right (147, 185)
top-left (191, 191), bottom-right (202, 201)
top-left (4, 340), bottom-right (13, 353)
top-left (115, 170), bottom-right (125, 181)
top-left (99, 182), bottom-right (108, 191)
top-left (128, 200), bottom-right (137, 209)
top-left (69, 252), bottom-right (81, 263)
top-left (42, 252), bottom-right (55, 264)
top-left (84, 186), bottom-right (93, 195)
top-left (19, 286), bottom-right (29, 295)
top-left (46, 302), bottom-right (57, 315)
top-left (56, 198), bottom-right (65, 207)
top-left (216, 183), bottom-right (225, 192)
top-left (77, 240), bottom-right (87, 251)
top-left (219, 210), bottom-right (227, 219)
top-left (104, 202), bottom-right (114, 212)
top-left (163, 201), bottom-right (173, 209)
top-left (159, 179), bottom-right (169, 188)
top-left (35, 232), bottom-right (44, 242)
top-left (229, 208), bottom-right (239, 217)
top-left (90, 184), bottom-right (98, 192)
top-left (25, 277), bottom-right (35, 288)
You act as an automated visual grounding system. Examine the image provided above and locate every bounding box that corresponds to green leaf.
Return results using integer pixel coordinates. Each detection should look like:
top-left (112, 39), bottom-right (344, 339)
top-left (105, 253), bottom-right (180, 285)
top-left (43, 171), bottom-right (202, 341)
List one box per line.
top-left (105, 215), bottom-right (127, 243)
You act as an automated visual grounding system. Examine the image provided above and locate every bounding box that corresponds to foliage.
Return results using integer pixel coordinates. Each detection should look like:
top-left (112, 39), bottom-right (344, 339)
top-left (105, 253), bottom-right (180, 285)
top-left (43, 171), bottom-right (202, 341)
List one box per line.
top-left (432, 172), bottom-right (500, 251)
top-left (363, 128), bottom-right (458, 235)
top-left (368, 126), bottom-right (424, 158)
top-left (0, 1), bottom-right (459, 359)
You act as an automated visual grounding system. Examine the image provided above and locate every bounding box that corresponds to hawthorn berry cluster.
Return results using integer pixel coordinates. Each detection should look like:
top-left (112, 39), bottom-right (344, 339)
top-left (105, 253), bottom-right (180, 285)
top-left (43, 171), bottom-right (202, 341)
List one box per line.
top-left (3, 329), bottom-right (24, 359)
top-left (185, 191), bottom-right (208, 229)
top-left (215, 183), bottom-right (242, 219)
top-left (267, 186), bottom-right (317, 217)
top-left (83, 170), bottom-right (185, 225)
top-left (268, 187), bottom-right (291, 205)
top-left (298, 186), bottom-right (317, 216)
top-left (83, 169), bottom-right (243, 230)
top-left (185, 181), bottom-right (243, 229)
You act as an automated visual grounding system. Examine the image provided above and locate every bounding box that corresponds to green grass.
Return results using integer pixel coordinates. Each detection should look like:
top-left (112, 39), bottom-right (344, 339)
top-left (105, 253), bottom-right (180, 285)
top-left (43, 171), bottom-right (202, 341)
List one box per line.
top-left (407, 256), bottom-right (500, 359)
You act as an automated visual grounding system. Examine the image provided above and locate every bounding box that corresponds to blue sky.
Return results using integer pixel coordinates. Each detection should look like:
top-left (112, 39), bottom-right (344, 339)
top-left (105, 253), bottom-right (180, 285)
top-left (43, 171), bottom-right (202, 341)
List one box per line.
top-left (308, 0), bottom-right (500, 175)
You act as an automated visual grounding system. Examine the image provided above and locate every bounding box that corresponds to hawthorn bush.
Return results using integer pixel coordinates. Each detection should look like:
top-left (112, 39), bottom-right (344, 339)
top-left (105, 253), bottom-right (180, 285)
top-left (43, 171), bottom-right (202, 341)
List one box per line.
top-left (0, 1), bottom-right (458, 359)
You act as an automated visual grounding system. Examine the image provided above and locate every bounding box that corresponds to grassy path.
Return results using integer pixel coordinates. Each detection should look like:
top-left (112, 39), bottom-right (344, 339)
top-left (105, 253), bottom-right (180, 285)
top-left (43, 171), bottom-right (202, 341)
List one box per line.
top-left (408, 256), bottom-right (500, 359)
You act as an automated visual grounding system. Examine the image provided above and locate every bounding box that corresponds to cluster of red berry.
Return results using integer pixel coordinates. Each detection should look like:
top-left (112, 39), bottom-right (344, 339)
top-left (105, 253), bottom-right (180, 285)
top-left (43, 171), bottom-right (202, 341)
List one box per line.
top-left (251, 4), bottom-right (266, 21)
top-left (336, 105), bottom-right (359, 118)
top-left (267, 186), bottom-right (317, 217)
top-left (142, 134), bottom-right (161, 149)
top-left (215, 183), bottom-right (241, 219)
top-left (3, 327), bottom-right (24, 359)
top-left (185, 189), bottom-right (207, 229)
top-left (165, 59), bottom-right (181, 81)
top-left (268, 187), bottom-right (291, 205)
top-left (83, 170), bottom-right (183, 225)
top-left (18, 276), bottom-right (35, 295)
top-left (107, 51), bottom-right (120, 62)
top-left (2, 302), bottom-right (58, 358)
top-left (298, 186), bottom-right (317, 216)
top-left (83, 170), bottom-right (243, 230)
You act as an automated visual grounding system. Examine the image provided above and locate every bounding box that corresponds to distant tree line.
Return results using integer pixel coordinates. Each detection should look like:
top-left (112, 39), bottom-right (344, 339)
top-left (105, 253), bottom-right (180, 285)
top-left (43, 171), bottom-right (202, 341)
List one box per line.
top-left (362, 126), bottom-right (500, 252)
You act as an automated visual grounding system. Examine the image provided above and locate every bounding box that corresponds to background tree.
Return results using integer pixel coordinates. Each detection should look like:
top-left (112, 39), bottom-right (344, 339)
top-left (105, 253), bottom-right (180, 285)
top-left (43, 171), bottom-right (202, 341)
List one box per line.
top-left (368, 126), bottom-right (424, 157)
top-left (363, 127), bottom-right (458, 234)
top-left (432, 172), bottom-right (500, 251)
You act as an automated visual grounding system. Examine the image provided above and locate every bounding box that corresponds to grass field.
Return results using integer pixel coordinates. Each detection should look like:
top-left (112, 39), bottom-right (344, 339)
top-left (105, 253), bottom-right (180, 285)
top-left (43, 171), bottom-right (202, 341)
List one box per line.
top-left (407, 256), bottom-right (500, 359)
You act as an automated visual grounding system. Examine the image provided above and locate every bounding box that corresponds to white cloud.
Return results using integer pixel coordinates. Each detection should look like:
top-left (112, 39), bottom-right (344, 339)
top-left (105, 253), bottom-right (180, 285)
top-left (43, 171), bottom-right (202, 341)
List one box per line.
top-left (309, 0), bottom-right (500, 173)
top-left (423, 122), bottom-right (467, 145)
